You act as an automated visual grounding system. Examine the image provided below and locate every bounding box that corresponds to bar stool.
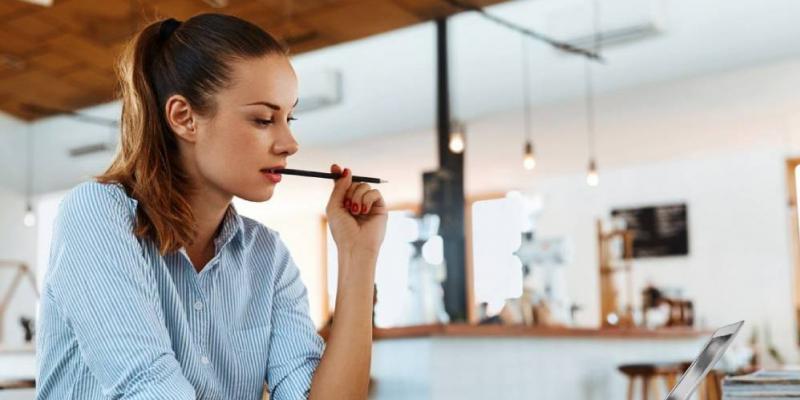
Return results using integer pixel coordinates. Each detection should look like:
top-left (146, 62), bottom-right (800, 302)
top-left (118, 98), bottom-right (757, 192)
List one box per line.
top-left (618, 362), bottom-right (687, 400)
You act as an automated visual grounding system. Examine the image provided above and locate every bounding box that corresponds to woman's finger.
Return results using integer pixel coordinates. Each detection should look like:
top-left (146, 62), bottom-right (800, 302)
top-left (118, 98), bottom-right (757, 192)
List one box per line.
top-left (343, 182), bottom-right (355, 206)
top-left (345, 182), bottom-right (366, 210)
top-left (328, 164), bottom-right (351, 207)
top-left (361, 189), bottom-right (383, 214)
top-left (349, 183), bottom-right (373, 214)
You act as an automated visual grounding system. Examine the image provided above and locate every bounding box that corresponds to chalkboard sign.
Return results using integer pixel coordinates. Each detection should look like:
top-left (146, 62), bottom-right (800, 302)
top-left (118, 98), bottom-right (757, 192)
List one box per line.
top-left (611, 204), bottom-right (689, 258)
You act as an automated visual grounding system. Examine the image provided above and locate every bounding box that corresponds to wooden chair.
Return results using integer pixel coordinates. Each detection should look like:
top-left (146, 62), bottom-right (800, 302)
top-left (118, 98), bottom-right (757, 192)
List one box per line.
top-left (619, 361), bottom-right (725, 400)
top-left (618, 362), bottom-right (687, 400)
top-left (695, 369), bottom-right (723, 400)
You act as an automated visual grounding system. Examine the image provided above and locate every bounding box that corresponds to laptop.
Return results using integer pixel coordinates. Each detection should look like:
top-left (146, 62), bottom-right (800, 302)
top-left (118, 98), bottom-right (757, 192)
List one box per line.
top-left (664, 320), bottom-right (745, 400)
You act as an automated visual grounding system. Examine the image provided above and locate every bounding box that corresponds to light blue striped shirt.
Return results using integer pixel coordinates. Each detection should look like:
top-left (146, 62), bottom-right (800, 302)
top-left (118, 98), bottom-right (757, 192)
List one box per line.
top-left (36, 181), bottom-right (325, 399)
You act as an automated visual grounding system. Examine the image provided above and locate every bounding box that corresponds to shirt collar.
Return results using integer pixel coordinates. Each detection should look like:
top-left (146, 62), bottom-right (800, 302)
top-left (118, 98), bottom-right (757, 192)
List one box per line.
top-left (115, 182), bottom-right (244, 252)
top-left (214, 202), bottom-right (244, 250)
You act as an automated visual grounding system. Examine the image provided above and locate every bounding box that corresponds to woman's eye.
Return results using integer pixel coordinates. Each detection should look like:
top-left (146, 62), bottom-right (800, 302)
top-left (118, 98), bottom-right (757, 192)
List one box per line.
top-left (254, 117), bottom-right (297, 127)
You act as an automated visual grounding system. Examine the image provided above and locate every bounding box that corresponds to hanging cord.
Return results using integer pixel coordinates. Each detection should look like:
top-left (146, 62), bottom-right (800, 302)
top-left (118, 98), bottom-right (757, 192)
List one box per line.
top-left (25, 124), bottom-right (33, 203)
top-left (584, 0), bottom-right (602, 159)
top-left (584, 59), bottom-right (595, 159)
top-left (521, 34), bottom-right (532, 144)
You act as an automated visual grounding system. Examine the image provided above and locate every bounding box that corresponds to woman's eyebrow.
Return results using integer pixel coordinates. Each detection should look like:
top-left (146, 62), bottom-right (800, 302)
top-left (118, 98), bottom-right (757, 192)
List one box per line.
top-left (244, 98), bottom-right (299, 110)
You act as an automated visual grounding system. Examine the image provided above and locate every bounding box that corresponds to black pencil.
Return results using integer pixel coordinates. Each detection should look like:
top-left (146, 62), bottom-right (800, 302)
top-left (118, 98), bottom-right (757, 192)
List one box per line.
top-left (269, 168), bottom-right (388, 184)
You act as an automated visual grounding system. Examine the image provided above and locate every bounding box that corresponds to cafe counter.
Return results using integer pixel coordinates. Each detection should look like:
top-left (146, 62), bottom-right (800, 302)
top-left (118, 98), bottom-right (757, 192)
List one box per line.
top-left (366, 324), bottom-right (709, 400)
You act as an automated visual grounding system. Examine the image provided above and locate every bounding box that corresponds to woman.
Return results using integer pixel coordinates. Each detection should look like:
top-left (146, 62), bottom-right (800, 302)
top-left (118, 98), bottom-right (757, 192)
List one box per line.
top-left (35, 14), bottom-right (387, 400)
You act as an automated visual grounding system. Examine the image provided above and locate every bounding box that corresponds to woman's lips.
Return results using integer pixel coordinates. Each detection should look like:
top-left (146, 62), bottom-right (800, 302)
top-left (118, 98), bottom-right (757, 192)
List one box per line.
top-left (261, 170), bottom-right (282, 183)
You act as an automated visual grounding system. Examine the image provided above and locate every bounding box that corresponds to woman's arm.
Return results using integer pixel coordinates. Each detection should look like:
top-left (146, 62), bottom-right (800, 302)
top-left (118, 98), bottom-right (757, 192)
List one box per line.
top-left (39, 182), bottom-right (195, 399)
top-left (308, 249), bottom-right (377, 400)
top-left (308, 164), bottom-right (387, 399)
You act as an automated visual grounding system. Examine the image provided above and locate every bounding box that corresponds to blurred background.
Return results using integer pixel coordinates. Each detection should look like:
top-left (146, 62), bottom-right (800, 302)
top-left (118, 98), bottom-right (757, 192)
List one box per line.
top-left (1, 0), bottom-right (800, 399)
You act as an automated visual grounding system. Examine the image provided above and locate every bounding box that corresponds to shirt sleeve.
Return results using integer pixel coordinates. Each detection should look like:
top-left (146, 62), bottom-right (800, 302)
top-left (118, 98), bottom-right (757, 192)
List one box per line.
top-left (41, 182), bottom-right (196, 399)
top-left (266, 233), bottom-right (325, 399)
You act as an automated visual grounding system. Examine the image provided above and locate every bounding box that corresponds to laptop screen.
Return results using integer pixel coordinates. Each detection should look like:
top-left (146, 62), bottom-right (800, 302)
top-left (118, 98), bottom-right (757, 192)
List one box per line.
top-left (665, 321), bottom-right (743, 400)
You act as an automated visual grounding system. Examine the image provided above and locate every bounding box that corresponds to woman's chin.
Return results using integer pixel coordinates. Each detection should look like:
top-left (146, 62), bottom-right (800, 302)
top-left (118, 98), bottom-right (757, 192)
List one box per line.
top-left (236, 186), bottom-right (274, 203)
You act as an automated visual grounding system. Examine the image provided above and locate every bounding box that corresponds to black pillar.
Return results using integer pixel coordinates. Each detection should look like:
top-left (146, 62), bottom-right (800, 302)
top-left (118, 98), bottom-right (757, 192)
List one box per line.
top-left (432, 17), bottom-right (467, 322)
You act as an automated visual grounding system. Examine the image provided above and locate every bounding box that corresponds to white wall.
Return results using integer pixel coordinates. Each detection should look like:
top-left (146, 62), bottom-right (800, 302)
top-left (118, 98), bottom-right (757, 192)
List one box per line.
top-left (0, 113), bottom-right (26, 193)
top-left (0, 113), bottom-right (38, 350)
top-left (0, 192), bottom-right (37, 350)
top-left (0, 188), bottom-right (37, 349)
top-left (529, 149), bottom-right (798, 362)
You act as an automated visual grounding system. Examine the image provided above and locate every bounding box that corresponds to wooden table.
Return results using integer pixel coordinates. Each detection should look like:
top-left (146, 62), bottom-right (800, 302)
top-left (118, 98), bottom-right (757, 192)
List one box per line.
top-left (371, 323), bottom-right (707, 340)
top-left (0, 379), bottom-right (35, 390)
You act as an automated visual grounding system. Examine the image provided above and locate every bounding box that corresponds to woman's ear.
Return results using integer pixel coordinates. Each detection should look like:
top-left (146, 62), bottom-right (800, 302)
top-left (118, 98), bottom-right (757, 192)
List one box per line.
top-left (165, 94), bottom-right (197, 142)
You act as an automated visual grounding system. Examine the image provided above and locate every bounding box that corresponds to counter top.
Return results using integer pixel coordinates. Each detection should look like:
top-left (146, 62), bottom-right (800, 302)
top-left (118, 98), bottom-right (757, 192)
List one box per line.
top-left (371, 324), bottom-right (708, 340)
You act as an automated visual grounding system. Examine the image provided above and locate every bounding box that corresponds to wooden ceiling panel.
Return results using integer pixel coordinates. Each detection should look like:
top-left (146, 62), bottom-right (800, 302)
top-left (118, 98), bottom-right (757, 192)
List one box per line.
top-left (0, 1), bottom-right (37, 20)
top-left (33, 0), bottom-right (131, 34)
top-left (46, 33), bottom-right (118, 70)
top-left (0, 0), bottom-right (509, 120)
top-left (25, 51), bottom-right (82, 73)
top-left (0, 27), bottom-right (40, 56)
top-left (242, 0), bottom-right (343, 17)
top-left (0, 70), bottom-right (84, 111)
top-left (62, 67), bottom-right (117, 94)
top-left (143, 0), bottom-right (225, 21)
top-left (392, 0), bottom-right (505, 18)
top-left (4, 12), bottom-right (63, 41)
top-left (389, 0), bottom-right (462, 19)
top-left (300, 0), bottom-right (421, 43)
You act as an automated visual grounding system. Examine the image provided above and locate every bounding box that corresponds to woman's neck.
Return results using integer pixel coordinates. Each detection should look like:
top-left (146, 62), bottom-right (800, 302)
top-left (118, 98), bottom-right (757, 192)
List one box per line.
top-left (185, 184), bottom-right (232, 272)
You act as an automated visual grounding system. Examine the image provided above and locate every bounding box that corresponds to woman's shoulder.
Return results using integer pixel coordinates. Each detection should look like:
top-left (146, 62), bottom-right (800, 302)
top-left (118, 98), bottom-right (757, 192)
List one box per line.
top-left (58, 180), bottom-right (136, 223)
top-left (238, 215), bottom-right (280, 242)
top-left (236, 216), bottom-right (292, 256)
top-left (235, 217), bottom-right (299, 279)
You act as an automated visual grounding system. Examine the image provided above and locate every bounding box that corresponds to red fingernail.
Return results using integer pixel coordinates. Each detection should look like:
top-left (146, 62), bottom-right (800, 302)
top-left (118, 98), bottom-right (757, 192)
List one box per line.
top-left (344, 168), bottom-right (350, 177)
top-left (352, 204), bottom-right (359, 213)
top-left (361, 204), bottom-right (367, 213)
top-left (344, 199), bottom-right (351, 208)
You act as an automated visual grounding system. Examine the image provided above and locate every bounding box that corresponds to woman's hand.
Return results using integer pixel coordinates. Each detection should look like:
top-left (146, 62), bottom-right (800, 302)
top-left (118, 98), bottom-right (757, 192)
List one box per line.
top-left (325, 164), bottom-right (388, 258)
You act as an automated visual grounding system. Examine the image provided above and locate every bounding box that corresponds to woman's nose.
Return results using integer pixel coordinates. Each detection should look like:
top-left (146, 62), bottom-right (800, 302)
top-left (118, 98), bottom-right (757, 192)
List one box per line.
top-left (273, 127), bottom-right (299, 156)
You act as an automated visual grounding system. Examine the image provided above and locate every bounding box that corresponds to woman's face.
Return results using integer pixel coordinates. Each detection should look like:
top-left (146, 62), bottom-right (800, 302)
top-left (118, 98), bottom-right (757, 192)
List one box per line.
top-left (191, 54), bottom-right (300, 203)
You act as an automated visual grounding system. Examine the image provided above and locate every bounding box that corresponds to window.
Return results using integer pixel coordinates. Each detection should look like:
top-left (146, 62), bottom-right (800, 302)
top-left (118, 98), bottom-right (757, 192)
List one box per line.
top-left (325, 209), bottom-right (420, 328)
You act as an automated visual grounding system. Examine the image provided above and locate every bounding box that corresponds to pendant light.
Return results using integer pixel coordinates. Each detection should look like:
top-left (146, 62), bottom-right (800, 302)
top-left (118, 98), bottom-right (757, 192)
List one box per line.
top-left (521, 34), bottom-right (536, 171)
top-left (584, 58), bottom-right (599, 187)
top-left (23, 124), bottom-right (35, 227)
top-left (584, 0), bottom-right (601, 187)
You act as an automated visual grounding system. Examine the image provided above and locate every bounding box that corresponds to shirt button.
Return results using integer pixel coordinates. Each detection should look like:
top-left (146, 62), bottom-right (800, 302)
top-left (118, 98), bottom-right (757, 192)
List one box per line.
top-left (193, 301), bottom-right (203, 311)
top-left (201, 356), bottom-right (210, 365)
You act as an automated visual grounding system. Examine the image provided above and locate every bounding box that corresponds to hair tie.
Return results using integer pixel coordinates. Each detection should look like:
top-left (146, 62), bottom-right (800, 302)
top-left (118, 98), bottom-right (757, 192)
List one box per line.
top-left (159, 18), bottom-right (182, 41)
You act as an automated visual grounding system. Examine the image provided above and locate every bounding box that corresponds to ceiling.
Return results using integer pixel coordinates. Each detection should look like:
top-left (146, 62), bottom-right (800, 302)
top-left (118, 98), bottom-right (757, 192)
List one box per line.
top-left (5, 0), bottom-right (800, 195)
top-left (0, 0), bottom-right (507, 120)
top-left (282, 0), bottom-right (800, 146)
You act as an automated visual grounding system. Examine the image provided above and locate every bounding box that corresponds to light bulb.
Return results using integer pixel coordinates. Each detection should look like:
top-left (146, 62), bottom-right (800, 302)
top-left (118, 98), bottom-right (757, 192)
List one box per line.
top-left (586, 159), bottom-right (599, 187)
top-left (523, 141), bottom-right (536, 170)
top-left (586, 170), bottom-right (599, 186)
top-left (448, 131), bottom-right (464, 154)
top-left (23, 204), bottom-right (36, 227)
